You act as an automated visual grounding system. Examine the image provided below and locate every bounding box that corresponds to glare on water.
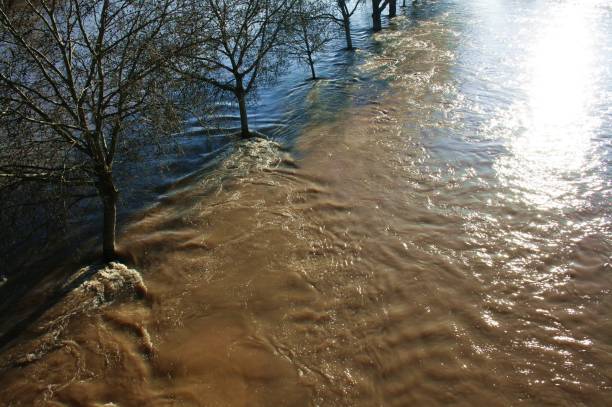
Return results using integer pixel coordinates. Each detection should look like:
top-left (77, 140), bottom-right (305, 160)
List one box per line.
top-left (1, 1), bottom-right (611, 406)
top-left (497, 0), bottom-right (607, 209)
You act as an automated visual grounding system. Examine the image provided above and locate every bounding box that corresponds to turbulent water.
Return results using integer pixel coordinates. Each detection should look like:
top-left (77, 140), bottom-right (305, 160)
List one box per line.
top-left (1, 0), bottom-right (612, 406)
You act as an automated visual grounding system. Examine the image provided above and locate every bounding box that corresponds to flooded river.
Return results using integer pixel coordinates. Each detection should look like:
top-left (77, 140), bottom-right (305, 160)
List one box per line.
top-left (1, 0), bottom-right (611, 405)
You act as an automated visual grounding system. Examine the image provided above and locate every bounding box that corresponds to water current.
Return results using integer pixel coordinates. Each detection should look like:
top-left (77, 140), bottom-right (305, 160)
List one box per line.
top-left (1, 0), bottom-right (611, 405)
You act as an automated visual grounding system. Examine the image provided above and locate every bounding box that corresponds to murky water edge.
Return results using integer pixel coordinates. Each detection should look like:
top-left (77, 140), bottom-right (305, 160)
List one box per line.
top-left (1, 0), bottom-right (612, 406)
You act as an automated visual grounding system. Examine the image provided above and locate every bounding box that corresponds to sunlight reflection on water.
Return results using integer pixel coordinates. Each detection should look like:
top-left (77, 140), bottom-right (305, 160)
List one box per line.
top-left (2, 1), bottom-right (611, 405)
top-left (496, 0), bottom-right (606, 210)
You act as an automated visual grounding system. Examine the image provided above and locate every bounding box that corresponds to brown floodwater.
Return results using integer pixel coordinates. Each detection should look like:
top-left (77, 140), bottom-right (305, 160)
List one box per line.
top-left (1, 0), bottom-right (611, 406)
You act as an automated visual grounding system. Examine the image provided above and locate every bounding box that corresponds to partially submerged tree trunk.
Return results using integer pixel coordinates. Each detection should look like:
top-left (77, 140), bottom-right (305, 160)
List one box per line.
top-left (101, 191), bottom-right (118, 262)
top-left (234, 75), bottom-right (251, 137)
top-left (389, 0), bottom-right (397, 17)
top-left (343, 18), bottom-right (353, 49)
top-left (98, 168), bottom-right (119, 261)
top-left (303, 25), bottom-right (317, 80)
top-left (372, 0), bottom-right (388, 31)
top-left (308, 52), bottom-right (317, 80)
top-left (372, 9), bottom-right (382, 31)
top-left (237, 92), bottom-right (250, 138)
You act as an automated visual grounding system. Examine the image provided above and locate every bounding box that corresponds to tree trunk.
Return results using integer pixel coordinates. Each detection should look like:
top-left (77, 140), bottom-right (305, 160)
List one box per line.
top-left (237, 91), bottom-right (250, 138)
top-left (372, 10), bottom-right (382, 31)
top-left (343, 18), bottom-right (353, 49)
top-left (308, 54), bottom-right (317, 80)
top-left (372, 0), bottom-right (383, 31)
top-left (99, 171), bottom-right (118, 262)
top-left (389, 0), bottom-right (397, 17)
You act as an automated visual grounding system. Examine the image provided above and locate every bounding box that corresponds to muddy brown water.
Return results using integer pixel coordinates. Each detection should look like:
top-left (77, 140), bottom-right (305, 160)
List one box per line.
top-left (1, 0), bottom-right (612, 406)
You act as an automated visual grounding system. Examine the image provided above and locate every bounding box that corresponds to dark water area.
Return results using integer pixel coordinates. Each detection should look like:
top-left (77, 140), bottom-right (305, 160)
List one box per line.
top-left (1, 0), bottom-right (612, 405)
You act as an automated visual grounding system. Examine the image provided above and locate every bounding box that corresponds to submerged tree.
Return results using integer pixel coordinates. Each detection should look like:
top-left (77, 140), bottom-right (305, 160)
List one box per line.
top-left (329, 0), bottom-right (364, 50)
top-left (288, 0), bottom-right (335, 80)
top-left (0, 0), bottom-right (190, 261)
top-left (180, 0), bottom-right (297, 138)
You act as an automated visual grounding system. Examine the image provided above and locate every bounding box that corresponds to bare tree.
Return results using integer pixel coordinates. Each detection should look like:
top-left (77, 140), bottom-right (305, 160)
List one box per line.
top-left (288, 0), bottom-right (335, 80)
top-left (328, 0), bottom-right (364, 50)
top-left (0, 0), bottom-right (191, 261)
top-left (178, 0), bottom-right (297, 138)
